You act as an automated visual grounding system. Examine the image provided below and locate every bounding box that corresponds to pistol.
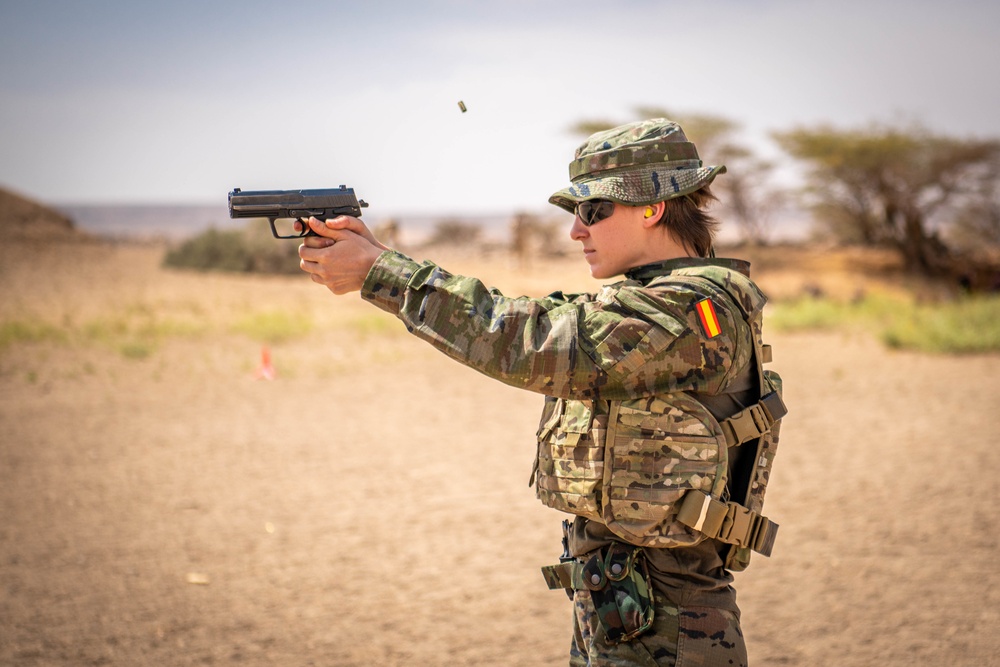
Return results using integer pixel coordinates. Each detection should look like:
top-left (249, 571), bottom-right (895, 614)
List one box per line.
top-left (228, 186), bottom-right (368, 239)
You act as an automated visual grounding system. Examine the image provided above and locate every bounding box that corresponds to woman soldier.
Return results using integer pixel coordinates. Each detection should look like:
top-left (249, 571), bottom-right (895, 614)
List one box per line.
top-left (298, 118), bottom-right (786, 667)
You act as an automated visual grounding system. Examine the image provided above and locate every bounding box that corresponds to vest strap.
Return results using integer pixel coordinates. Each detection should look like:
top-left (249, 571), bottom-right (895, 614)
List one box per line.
top-left (675, 490), bottom-right (779, 557)
top-left (719, 391), bottom-right (788, 447)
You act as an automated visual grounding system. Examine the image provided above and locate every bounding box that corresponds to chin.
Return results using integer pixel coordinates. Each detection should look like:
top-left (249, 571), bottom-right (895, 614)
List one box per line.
top-left (589, 266), bottom-right (617, 280)
top-left (584, 254), bottom-right (624, 280)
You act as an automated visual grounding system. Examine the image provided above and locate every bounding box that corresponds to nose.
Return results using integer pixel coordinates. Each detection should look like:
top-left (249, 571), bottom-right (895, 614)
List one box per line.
top-left (570, 215), bottom-right (589, 241)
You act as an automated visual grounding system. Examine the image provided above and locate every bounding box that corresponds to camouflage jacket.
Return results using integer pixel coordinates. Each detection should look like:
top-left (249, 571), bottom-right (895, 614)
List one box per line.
top-left (361, 251), bottom-right (779, 560)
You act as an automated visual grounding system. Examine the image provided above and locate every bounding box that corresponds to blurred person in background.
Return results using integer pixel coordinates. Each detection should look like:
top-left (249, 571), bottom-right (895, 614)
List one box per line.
top-left (297, 119), bottom-right (787, 667)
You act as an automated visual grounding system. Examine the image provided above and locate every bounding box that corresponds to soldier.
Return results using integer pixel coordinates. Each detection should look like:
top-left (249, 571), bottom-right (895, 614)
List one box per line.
top-left (297, 119), bottom-right (786, 667)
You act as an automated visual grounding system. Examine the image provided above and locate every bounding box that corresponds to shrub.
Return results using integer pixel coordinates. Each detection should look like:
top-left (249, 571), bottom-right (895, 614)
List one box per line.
top-left (163, 220), bottom-right (301, 274)
top-left (423, 219), bottom-right (482, 247)
top-left (769, 292), bottom-right (1000, 354)
top-left (0, 319), bottom-right (67, 348)
top-left (881, 296), bottom-right (1000, 354)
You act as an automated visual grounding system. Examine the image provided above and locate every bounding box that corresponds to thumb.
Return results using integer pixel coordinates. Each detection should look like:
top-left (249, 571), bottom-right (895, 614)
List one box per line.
top-left (306, 218), bottom-right (361, 244)
top-left (306, 217), bottom-right (343, 240)
top-left (320, 215), bottom-right (386, 249)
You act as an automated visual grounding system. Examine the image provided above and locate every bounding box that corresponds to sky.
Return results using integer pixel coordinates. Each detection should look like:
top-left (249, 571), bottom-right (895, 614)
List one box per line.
top-left (1, 0), bottom-right (999, 219)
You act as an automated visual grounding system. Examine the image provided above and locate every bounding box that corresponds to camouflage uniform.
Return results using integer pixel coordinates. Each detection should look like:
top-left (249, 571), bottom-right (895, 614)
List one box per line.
top-left (361, 254), bottom-right (766, 667)
top-left (571, 590), bottom-right (745, 667)
top-left (356, 119), bottom-right (781, 666)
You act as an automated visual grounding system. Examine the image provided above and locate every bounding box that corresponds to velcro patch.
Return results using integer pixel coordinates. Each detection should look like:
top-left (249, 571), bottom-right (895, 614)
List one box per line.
top-left (695, 298), bottom-right (722, 338)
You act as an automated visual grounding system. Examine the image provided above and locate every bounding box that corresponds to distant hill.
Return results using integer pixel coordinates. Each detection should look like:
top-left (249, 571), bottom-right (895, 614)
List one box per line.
top-left (0, 186), bottom-right (86, 240)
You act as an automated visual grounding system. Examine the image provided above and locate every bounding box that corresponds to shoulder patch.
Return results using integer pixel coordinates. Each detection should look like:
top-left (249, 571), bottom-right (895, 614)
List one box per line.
top-left (695, 298), bottom-right (722, 338)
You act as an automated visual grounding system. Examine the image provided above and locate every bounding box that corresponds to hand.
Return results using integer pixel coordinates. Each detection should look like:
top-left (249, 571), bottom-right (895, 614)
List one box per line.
top-left (297, 216), bottom-right (387, 295)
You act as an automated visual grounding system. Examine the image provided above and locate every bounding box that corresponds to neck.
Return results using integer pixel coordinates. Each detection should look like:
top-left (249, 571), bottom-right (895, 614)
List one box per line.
top-left (646, 225), bottom-right (696, 262)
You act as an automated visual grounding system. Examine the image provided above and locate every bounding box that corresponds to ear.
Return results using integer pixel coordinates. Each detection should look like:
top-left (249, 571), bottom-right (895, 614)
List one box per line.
top-left (641, 201), bottom-right (665, 229)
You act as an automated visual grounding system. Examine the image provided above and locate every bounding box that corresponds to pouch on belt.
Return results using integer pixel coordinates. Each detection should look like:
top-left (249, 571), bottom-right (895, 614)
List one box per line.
top-left (581, 543), bottom-right (654, 644)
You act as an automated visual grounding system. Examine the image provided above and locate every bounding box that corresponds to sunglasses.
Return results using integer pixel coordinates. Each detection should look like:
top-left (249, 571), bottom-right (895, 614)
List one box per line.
top-left (575, 199), bottom-right (616, 226)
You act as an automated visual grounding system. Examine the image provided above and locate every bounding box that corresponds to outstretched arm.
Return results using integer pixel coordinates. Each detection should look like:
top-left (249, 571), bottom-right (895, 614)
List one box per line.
top-left (298, 219), bottom-right (741, 401)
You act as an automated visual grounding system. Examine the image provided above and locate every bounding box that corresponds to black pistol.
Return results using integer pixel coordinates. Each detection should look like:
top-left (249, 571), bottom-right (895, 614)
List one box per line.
top-left (228, 186), bottom-right (369, 239)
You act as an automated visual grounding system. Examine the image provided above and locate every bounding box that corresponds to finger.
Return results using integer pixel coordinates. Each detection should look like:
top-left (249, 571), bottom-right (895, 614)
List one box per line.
top-left (301, 236), bottom-right (335, 249)
top-left (299, 255), bottom-right (320, 273)
top-left (298, 244), bottom-right (327, 263)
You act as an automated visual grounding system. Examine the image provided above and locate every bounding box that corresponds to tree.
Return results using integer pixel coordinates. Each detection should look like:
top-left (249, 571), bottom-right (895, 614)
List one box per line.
top-left (951, 152), bottom-right (1000, 250)
top-left (569, 108), bottom-right (784, 245)
top-left (774, 123), bottom-right (1000, 275)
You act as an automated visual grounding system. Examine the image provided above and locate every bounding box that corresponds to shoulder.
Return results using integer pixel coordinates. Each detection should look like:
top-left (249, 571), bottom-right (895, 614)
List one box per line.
top-left (660, 264), bottom-right (767, 321)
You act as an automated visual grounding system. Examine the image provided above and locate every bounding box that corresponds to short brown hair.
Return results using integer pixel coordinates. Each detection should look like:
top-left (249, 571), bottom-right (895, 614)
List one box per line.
top-left (657, 186), bottom-right (719, 257)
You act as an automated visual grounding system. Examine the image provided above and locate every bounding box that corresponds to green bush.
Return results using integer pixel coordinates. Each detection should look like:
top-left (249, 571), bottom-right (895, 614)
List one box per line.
top-left (767, 298), bottom-right (854, 331)
top-left (0, 319), bottom-right (67, 348)
top-left (881, 296), bottom-right (1000, 354)
top-left (163, 220), bottom-right (302, 274)
top-left (769, 292), bottom-right (1000, 354)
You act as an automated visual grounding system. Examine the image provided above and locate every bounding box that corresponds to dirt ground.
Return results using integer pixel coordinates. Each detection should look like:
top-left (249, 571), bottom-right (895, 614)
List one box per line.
top-left (0, 239), bottom-right (998, 666)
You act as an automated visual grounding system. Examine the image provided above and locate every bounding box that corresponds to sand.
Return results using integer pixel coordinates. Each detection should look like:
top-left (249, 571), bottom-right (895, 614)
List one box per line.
top-left (0, 239), bottom-right (997, 666)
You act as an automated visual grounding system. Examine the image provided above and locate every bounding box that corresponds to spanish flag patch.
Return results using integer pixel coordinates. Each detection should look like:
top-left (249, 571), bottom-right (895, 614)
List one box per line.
top-left (695, 298), bottom-right (722, 338)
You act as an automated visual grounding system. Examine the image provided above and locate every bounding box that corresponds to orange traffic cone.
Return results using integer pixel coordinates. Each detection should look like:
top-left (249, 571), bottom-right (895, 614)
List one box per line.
top-left (253, 345), bottom-right (276, 380)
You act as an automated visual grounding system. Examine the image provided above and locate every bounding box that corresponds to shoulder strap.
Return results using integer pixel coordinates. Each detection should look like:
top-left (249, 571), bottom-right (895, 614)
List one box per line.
top-left (663, 273), bottom-right (787, 560)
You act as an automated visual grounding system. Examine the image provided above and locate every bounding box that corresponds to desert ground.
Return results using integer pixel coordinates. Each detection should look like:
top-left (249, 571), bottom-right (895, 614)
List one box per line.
top-left (0, 236), bottom-right (998, 666)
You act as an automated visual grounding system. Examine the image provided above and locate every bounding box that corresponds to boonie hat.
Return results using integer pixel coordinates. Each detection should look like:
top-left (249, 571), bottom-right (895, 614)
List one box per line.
top-left (549, 118), bottom-right (726, 213)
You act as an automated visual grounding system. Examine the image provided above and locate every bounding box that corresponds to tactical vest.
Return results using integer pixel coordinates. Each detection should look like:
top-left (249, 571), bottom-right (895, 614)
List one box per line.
top-left (532, 268), bottom-right (786, 571)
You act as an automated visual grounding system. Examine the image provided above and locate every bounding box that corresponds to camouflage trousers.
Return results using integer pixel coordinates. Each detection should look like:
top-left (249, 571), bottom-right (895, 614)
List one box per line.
top-left (569, 589), bottom-right (747, 667)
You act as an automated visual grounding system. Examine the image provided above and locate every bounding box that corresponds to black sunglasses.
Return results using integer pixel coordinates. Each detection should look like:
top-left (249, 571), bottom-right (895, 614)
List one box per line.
top-left (575, 199), bottom-right (616, 227)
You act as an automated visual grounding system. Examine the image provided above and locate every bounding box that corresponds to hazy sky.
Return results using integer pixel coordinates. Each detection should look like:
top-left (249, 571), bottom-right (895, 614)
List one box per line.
top-left (1, 0), bottom-right (998, 218)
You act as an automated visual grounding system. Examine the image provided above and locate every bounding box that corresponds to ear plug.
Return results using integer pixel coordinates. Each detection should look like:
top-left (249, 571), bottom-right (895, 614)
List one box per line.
top-left (644, 207), bottom-right (655, 219)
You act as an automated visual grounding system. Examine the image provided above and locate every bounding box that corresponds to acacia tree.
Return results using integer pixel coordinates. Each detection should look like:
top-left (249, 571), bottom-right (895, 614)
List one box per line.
top-left (569, 108), bottom-right (783, 245)
top-left (774, 123), bottom-right (1000, 275)
top-left (951, 152), bottom-right (1000, 249)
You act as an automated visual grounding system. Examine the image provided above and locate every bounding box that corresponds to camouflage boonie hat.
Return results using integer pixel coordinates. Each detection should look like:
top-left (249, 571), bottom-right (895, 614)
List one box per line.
top-left (549, 118), bottom-right (726, 214)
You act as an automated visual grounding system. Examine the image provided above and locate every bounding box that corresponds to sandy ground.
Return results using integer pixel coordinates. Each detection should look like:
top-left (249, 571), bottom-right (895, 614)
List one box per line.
top-left (1, 239), bottom-right (998, 666)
